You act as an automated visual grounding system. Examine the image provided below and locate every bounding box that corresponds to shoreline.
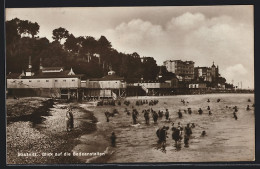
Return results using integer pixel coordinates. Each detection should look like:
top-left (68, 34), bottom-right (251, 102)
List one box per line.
top-left (6, 98), bottom-right (98, 164)
top-left (125, 93), bottom-right (254, 99)
top-left (72, 102), bottom-right (115, 163)
top-left (6, 93), bottom-right (255, 163)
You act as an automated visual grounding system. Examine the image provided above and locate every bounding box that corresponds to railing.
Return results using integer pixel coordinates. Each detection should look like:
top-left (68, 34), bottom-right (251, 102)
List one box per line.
top-left (112, 92), bottom-right (117, 100)
top-left (140, 85), bottom-right (149, 94)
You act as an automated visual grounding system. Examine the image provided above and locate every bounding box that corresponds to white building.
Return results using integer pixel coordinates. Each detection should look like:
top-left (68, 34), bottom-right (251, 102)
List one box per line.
top-left (163, 60), bottom-right (194, 81)
top-left (6, 57), bottom-right (83, 99)
top-left (81, 69), bottom-right (126, 99)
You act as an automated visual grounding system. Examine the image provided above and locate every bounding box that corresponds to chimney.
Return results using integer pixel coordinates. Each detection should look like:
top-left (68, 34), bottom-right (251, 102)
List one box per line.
top-left (39, 58), bottom-right (43, 70)
top-left (28, 56), bottom-right (32, 69)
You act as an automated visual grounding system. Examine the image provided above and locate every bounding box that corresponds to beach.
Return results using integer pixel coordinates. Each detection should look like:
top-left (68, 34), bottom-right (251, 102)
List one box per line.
top-left (6, 93), bottom-right (255, 164)
top-left (6, 98), bottom-right (97, 164)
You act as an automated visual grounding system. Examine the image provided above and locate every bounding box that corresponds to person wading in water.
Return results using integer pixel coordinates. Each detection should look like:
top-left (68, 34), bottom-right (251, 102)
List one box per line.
top-left (111, 132), bottom-right (116, 147)
top-left (104, 110), bottom-right (110, 122)
top-left (152, 111), bottom-right (158, 123)
top-left (207, 106), bottom-right (210, 110)
top-left (165, 109), bottom-right (169, 120)
top-left (132, 110), bottom-right (138, 124)
top-left (188, 108), bottom-right (192, 115)
top-left (198, 108), bottom-right (203, 115)
top-left (209, 110), bottom-right (212, 115)
top-left (233, 111), bottom-right (238, 120)
top-left (184, 123), bottom-right (192, 147)
top-left (246, 105), bottom-right (251, 111)
top-left (144, 110), bottom-right (150, 124)
top-left (178, 110), bottom-right (183, 118)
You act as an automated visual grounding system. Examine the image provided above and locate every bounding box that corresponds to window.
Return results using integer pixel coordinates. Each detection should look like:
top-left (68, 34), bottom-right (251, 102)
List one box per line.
top-left (46, 80), bottom-right (49, 82)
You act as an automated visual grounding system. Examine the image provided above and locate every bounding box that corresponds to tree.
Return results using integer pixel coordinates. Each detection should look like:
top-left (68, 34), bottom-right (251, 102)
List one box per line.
top-left (28, 22), bottom-right (40, 38)
top-left (15, 19), bottom-right (40, 38)
top-left (52, 27), bottom-right (69, 42)
top-left (64, 34), bottom-right (79, 53)
top-left (81, 36), bottom-right (98, 55)
top-left (39, 41), bottom-right (67, 67)
top-left (6, 19), bottom-right (20, 47)
top-left (119, 55), bottom-right (130, 78)
top-left (98, 35), bottom-right (112, 49)
top-left (142, 57), bottom-right (158, 80)
top-left (217, 77), bottom-right (226, 84)
top-left (97, 35), bottom-right (112, 61)
top-left (73, 61), bottom-right (103, 78)
top-left (6, 18), bottom-right (167, 82)
top-left (17, 20), bottom-right (29, 36)
top-left (131, 52), bottom-right (140, 58)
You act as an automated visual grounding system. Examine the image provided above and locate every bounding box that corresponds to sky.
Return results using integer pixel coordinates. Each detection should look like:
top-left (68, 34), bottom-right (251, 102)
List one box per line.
top-left (5, 6), bottom-right (254, 89)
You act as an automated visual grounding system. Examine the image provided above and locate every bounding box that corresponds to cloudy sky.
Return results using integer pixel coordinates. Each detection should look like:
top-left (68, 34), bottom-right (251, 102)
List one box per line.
top-left (6, 6), bottom-right (254, 89)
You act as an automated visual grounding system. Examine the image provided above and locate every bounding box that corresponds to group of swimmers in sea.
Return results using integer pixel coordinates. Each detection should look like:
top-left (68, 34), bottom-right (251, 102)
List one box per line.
top-left (227, 99), bottom-right (254, 120)
top-left (63, 96), bottom-right (254, 151)
top-left (156, 122), bottom-right (198, 149)
top-left (104, 98), bottom-right (212, 148)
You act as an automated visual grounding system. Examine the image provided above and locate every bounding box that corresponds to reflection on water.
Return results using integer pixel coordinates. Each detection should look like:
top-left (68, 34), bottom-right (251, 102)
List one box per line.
top-left (175, 142), bottom-right (182, 151)
top-left (154, 142), bottom-right (167, 153)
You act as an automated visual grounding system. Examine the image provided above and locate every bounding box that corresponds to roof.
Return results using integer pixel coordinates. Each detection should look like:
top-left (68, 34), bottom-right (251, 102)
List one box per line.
top-left (164, 60), bottom-right (181, 62)
top-left (163, 76), bottom-right (178, 80)
top-left (22, 70), bottom-right (84, 79)
top-left (164, 60), bottom-right (194, 64)
top-left (90, 74), bottom-right (124, 81)
top-left (67, 68), bottom-right (75, 75)
top-left (26, 68), bottom-right (32, 72)
top-left (6, 73), bottom-right (22, 79)
top-left (41, 67), bottom-right (64, 71)
top-left (189, 82), bottom-right (207, 85)
top-left (125, 78), bottom-right (140, 83)
top-left (212, 62), bottom-right (216, 67)
top-left (195, 66), bottom-right (210, 69)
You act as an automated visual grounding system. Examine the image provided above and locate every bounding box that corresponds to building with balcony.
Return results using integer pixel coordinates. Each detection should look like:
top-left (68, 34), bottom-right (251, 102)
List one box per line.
top-left (163, 60), bottom-right (194, 81)
top-left (81, 68), bottom-right (126, 99)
